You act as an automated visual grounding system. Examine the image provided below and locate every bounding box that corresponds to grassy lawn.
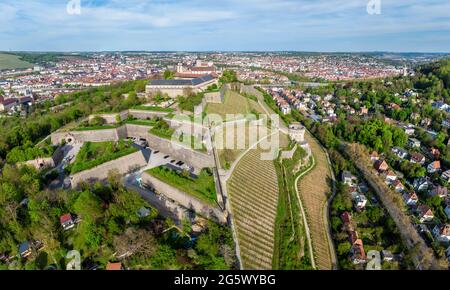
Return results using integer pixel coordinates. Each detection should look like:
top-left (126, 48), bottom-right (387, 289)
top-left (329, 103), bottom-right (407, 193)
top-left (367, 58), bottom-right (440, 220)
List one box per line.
top-left (125, 119), bottom-right (158, 126)
top-left (147, 118), bottom-right (206, 151)
top-left (0, 53), bottom-right (33, 70)
top-left (146, 167), bottom-right (217, 205)
top-left (133, 105), bottom-right (174, 112)
top-left (74, 125), bottom-right (119, 131)
top-left (69, 140), bottom-right (138, 174)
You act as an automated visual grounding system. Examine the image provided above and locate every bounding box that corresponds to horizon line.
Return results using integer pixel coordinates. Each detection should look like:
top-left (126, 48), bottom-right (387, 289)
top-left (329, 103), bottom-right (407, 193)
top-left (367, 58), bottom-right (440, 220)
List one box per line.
top-left (2, 50), bottom-right (450, 54)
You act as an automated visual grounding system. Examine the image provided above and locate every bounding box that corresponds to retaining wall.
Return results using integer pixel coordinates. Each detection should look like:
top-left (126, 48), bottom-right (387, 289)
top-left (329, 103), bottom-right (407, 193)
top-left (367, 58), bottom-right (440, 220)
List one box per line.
top-left (141, 172), bottom-right (226, 224)
top-left (51, 124), bottom-right (214, 170)
top-left (70, 150), bottom-right (147, 187)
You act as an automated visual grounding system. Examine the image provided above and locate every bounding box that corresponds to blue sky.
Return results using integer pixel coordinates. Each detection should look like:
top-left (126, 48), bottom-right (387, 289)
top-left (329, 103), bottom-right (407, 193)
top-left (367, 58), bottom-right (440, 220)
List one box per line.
top-left (1, 0), bottom-right (449, 52)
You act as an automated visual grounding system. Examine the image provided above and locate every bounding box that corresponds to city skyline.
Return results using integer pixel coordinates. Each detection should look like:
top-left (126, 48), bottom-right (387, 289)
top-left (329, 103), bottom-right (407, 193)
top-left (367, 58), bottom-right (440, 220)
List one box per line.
top-left (1, 0), bottom-right (450, 52)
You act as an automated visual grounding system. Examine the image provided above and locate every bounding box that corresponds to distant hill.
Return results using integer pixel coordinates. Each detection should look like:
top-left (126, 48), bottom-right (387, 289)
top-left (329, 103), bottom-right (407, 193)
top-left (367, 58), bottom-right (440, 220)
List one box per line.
top-left (0, 53), bottom-right (33, 71)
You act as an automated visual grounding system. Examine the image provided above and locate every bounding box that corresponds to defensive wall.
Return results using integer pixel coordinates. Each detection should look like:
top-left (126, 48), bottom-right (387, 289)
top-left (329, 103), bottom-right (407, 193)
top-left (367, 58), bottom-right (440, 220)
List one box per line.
top-left (51, 124), bottom-right (214, 170)
top-left (141, 172), bottom-right (227, 224)
top-left (70, 150), bottom-right (147, 187)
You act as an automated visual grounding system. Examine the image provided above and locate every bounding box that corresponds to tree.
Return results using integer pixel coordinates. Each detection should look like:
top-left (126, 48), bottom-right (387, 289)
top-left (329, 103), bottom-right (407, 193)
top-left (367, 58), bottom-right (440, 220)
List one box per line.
top-left (107, 188), bottom-right (149, 224)
top-left (113, 227), bottom-right (157, 260)
top-left (73, 190), bottom-right (104, 219)
top-left (163, 70), bottom-right (175, 80)
top-left (219, 70), bottom-right (238, 84)
top-left (337, 242), bottom-right (351, 256)
top-left (89, 116), bottom-right (106, 127)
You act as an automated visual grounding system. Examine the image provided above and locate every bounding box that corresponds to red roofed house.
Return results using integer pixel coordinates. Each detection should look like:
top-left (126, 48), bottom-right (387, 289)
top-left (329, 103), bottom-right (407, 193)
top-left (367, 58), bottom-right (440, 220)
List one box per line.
top-left (385, 170), bottom-right (397, 183)
top-left (106, 262), bottom-right (123, 270)
top-left (351, 239), bottom-right (366, 265)
top-left (374, 160), bottom-right (389, 172)
top-left (392, 180), bottom-right (405, 193)
top-left (417, 205), bottom-right (434, 223)
top-left (60, 213), bottom-right (75, 231)
top-left (427, 161), bottom-right (441, 174)
top-left (403, 191), bottom-right (419, 206)
top-left (433, 224), bottom-right (450, 243)
top-left (341, 212), bottom-right (352, 224)
top-left (0, 98), bottom-right (18, 111)
top-left (410, 152), bottom-right (426, 165)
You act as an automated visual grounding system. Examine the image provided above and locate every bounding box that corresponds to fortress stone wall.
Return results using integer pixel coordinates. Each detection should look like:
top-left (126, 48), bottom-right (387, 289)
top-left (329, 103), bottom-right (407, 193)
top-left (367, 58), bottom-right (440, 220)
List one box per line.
top-left (51, 124), bottom-right (214, 170)
top-left (70, 150), bottom-right (147, 188)
top-left (90, 109), bottom-right (170, 125)
top-left (141, 172), bottom-right (226, 224)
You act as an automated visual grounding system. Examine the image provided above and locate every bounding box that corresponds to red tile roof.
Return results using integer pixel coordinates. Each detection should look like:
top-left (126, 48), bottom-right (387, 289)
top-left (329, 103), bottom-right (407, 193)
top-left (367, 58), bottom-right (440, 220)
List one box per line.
top-left (60, 213), bottom-right (73, 224)
top-left (106, 262), bottom-right (122, 270)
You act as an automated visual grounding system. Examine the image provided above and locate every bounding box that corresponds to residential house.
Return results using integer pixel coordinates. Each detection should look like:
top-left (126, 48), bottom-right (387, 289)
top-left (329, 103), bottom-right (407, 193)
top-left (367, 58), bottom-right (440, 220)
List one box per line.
top-left (0, 98), bottom-right (18, 112)
top-left (106, 262), bottom-right (124, 270)
top-left (407, 138), bottom-right (421, 148)
top-left (341, 211), bottom-right (352, 224)
top-left (429, 185), bottom-right (448, 198)
top-left (19, 241), bottom-right (32, 258)
top-left (351, 239), bottom-right (366, 265)
top-left (392, 180), bottom-right (405, 193)
top-left (432, 224), bottom-right (450, 243)
top-left (342, 171), bottom-right (357, 186)
top-left (392, 147), bottom-right (408, 159)
top-left (410, 152), bottom-right (425, 165)
top-left (417, 205), bottom-right (434, 223)
top-left (353, 194), bottom-right (368, 211)
top-left (374, 160), bottom-right (389, 172)
top-left (370, 151), bottom-right (379, 162)
top-left (430, 148), bottom-right (441, 159)
top-left (414, 177), bottom-right (433, 192)
top-left (441, 170), bottom-right (450, 183)
top-left (404, 127), bottom-right (415, 136)
top-left (341, 212), bottom-right (353, 232)
top-left (427, 161), bottom-right (441, 174)
top-left (445, 203), bottom-right (450, 219)
top-left (403, 191), bottom-right (419, 206)
top-left (60, 213), bottom-right (75, 231)
top-left (385, 170), bottom-right (397, 183)
top-left (381, 250), bottom-right (394, 262)
top-left (280, 104), bottom-right (291, 115)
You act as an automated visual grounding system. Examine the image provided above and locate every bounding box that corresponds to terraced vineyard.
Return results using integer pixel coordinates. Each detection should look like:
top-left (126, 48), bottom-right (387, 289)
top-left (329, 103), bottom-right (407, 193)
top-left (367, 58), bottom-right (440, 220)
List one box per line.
top-left (296, 131), bottom-right (334, 270)
top-left (227, 149), bottom-right (279, 269)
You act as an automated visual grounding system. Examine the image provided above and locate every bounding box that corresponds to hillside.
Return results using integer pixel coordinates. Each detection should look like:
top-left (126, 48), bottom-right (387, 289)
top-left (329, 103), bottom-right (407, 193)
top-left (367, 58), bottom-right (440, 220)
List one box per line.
top-left (0, 53), bottom-right (33, 70)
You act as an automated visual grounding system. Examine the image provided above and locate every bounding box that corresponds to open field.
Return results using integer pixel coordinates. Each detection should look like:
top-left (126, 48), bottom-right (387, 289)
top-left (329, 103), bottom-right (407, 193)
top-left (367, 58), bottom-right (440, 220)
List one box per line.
top-left (206, 90), bottom-right (265, 121)
top-left (296, 131), bottom-right (334, 270)
top-left (0, 53), bottom-right (33, 70)
top-left (227, 149), bottom-right (279, 269)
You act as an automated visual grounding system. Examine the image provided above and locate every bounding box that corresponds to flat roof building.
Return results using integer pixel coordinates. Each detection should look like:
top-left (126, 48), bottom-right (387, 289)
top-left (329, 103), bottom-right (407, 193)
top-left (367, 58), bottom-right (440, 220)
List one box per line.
top-left (146, 74), bottom-right (218, 98)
